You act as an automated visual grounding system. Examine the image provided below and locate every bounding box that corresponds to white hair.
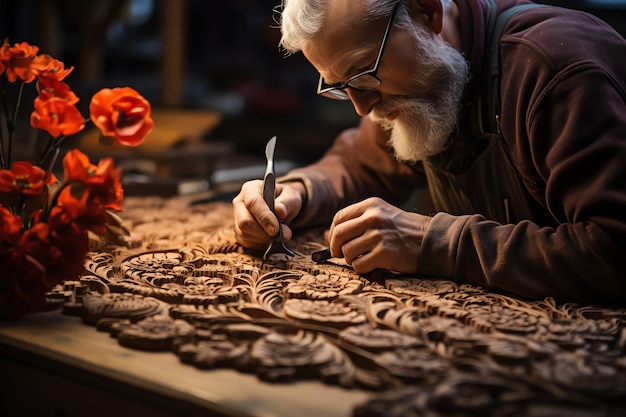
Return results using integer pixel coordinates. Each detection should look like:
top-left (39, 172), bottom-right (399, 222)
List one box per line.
top-left (278, 1), bottom-right (454, 53)
top-left (279, 0), bottom-right (411, 54)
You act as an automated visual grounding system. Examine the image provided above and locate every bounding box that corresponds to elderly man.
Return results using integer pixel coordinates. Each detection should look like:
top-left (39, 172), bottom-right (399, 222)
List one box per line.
top-left (232, 0), bottom-right (626, 303)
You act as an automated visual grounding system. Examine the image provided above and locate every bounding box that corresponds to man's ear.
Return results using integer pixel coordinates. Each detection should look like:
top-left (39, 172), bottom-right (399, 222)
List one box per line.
top-left (408, 0), bottom-right (444, 34)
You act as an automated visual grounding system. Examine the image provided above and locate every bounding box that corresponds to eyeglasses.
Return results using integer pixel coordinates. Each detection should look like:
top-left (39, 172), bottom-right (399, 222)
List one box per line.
top-left (316, 1), bottom-right (400, 100)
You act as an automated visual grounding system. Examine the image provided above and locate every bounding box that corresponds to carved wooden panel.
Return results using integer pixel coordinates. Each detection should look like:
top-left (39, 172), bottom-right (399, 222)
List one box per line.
top-left (46, 196), bottom-right (626, 416)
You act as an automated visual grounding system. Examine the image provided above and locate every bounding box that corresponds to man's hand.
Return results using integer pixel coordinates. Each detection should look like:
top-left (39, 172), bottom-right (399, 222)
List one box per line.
top-left (232, 180), bottom-right (306, 249)
top-left (328, 197), bottom-right (432, 274)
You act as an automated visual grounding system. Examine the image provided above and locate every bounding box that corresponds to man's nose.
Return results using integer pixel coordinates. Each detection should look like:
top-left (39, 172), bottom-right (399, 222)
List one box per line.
top-left (346, 88), bottom-right (381, 116)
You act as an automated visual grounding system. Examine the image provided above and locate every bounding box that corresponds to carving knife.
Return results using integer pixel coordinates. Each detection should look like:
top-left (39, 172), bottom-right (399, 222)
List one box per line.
top-left (262, 136), bottom-right (295, 260)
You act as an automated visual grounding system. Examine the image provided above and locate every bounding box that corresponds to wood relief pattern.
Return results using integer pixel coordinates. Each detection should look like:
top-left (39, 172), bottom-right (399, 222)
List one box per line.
top-left (46, 197), bottom-right (626, 416)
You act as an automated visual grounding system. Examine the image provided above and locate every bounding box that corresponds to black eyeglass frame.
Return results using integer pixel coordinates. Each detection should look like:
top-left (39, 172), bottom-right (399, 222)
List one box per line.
top-left (316, 1), bottom-right (400, 100)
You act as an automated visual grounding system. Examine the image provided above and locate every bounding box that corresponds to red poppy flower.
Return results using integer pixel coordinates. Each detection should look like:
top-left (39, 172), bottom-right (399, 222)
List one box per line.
top-left (0, 38), bottom-right (151, 319)
top-left (0, 40), bottom-right (39, 83)
top-left (0, 39), bottom-right (7, 75)
top-left (20, 221), bottom-right (89, 281)
top-left (36, 77), bottom-right (79, 105)
top-left (50, 174), bottom-right (121, 234)
top-left (30, 92), bottom-right (85, 137)
top-left (0, 205), bottom-right (22, 243)
top-left (53, 188), bottom-right (108, 233)
top-left (31, 54), bottom-right (73, 81)
top-left (89, 87), bottom-right (153, 146)
top-left (62, 149), bottom-right (123, 208)
top-left (0, 161), bottom-right (57, 195)
top-left (0, 249), bottom-right (50, 319)
top-left (0, 221), bottom-right (89, 318)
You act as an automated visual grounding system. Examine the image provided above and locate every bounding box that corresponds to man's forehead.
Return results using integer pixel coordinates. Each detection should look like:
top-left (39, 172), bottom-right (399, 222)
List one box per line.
top-left (324, 0), bottom-right (368, 30)
top-left (304, 0), bottom-right (382, 60)
top-left (303, 0), bottom-right (382, 73)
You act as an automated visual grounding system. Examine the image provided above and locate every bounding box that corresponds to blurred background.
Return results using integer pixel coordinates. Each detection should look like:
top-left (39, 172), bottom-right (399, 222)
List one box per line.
top-left (1, 0), bottom-right (625, 199)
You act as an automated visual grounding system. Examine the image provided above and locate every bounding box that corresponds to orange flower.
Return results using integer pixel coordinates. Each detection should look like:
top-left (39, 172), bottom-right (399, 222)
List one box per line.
top-left (0, 205), bottom-right (22, 243)
top-left (30, 90), bottom-right (85, 137)
top-left (51, 159), bottom-right (123, 233)
top-left (1, 152), bottom-right (124, 238)
top-left (0, 39), bottom-right (7, 75)
top-left (36, 77), bottom-right (79, 105)
top-left (0, 40), bottom-right (39, 83)
top-left (0, 220), bottom-right (89, 318)
top-left (30, 54), bottom-right (73, 81)
top-left (89, 87), bottom-right (153, 146)
top-left (0, 38), bottom-right (152, 319)
top-left (0, 161), bottom-right (57, 195)
top-left (62, 149), bottom-right (123, 209)
top-left (62, 149), bottom-right (113, 185)
top-left (53, 189), bottom-right (108, 233)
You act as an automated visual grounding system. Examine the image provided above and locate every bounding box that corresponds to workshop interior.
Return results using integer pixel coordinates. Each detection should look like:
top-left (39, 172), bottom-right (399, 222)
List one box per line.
top-left (2, 0), bottom-right (625, 199)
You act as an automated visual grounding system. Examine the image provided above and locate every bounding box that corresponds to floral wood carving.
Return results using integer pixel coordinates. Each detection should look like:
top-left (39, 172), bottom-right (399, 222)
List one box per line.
top-left (47, 196), bottom-right (626, 416)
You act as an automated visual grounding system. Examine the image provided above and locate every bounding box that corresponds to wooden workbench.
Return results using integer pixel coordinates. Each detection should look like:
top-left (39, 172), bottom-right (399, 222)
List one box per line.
top-left (1, 196), bottom-right (626, 417)
top-left (0, 310), bottom-right (368, 417)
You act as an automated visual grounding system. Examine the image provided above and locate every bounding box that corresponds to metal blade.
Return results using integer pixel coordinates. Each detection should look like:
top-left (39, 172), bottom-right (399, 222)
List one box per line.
top-left (265, 136), bottom-right (276, 163)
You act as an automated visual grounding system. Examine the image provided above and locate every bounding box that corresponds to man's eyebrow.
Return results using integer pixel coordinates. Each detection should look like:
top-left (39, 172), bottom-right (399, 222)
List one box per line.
top-left (329, 48), bottom-right (374, 83)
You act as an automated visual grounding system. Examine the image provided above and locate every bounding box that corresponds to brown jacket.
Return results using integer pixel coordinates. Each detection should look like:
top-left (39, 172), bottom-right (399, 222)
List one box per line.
top-left (282, 0), bottom-right (626, 303)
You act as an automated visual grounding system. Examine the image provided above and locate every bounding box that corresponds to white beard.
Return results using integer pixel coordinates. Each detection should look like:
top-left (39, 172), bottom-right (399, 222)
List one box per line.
top-left (368, 27), bottom-right (470, 164)
top-left (369, 97), bottom-right (457, 163)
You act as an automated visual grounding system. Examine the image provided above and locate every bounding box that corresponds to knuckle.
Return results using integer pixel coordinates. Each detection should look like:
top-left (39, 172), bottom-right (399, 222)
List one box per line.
top-left (351, 256), bottom-right (372, 275)
top-left (333, 208), bottom-right (345, 223)
top-left (239, 217), bottom-right (255, 231)
top-left (333, 224), bottom-right (346, 241)
top-left (364, 212), bottom-right (382, 229)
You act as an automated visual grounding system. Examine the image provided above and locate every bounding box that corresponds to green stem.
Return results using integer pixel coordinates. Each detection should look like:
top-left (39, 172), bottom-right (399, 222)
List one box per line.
top-left (38, 134), bottom-right (63, 167)
top-left (53, 117), bottom-right (90, 150)
top-left (40, 180), bottom-right (70, 223)
top-left (39, 117), bottom-right (90, 165)
top-left (18, 193), bottom-right (28, 228)
top-left (52, 133), bottom-right (67, 149)
top-left (43, 147), bottom-right (60, 183)
top-left (7, 81), bottom-right (24, 168)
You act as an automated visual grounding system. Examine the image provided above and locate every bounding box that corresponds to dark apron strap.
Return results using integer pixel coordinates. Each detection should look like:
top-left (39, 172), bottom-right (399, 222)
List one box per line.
top-left (421, 1), bottom-right (547, 224)
top-left (423, 132), bottom-right (534, 224)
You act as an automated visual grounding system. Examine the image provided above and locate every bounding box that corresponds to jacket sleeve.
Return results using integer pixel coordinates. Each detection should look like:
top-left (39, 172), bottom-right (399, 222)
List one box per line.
top-left (418, 15), bottom-right (626, 304)
top-left (279, 117), bottom-right (425, 229)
